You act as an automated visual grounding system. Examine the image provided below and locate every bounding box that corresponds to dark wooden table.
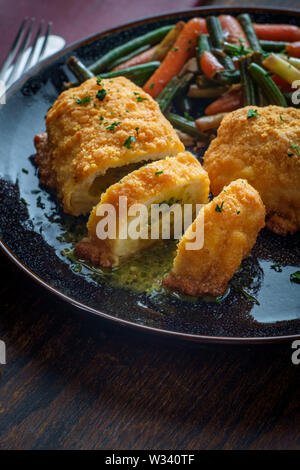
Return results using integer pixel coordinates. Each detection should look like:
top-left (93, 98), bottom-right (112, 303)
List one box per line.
top-left (1, 0), bottom-right (300, 450)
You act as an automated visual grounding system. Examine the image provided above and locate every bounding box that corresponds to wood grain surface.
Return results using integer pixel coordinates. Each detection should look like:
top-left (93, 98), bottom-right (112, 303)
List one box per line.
top-left (0, 0), bottom-right (300, 450)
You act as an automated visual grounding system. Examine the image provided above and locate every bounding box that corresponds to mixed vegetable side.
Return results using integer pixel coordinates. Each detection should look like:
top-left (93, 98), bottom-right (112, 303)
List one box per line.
top-left (66, 14), bottom-right (300, 142)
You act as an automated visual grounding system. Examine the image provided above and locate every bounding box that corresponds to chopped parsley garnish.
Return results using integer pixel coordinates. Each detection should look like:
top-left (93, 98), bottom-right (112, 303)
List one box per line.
top-left (36, 196), bottom-right (45, 209)
top-left (237, 210), bottom-right (240, 215)
top-left (96, 89), bottom-right (107, 101)
top-left (135, 127), bottom-right (140, 134)
top-left (215, 201), bottom-right (224, 212)
top-left (123, 136), bottom-right (136, 149)
top-left (280, 114), bottom-right (285, 122)
top-left (290, 271), bottom-right (300, 284)
top-left (155, 170), bottom-right (164, 176)
top-left (99, 115), bottom-right (104, 121)
top-left (149, 83), bottom-right (155, 90)
top-left (75, 95), bottom-right (91, 105)
top-left (105, 121), bottom-right (121, 132)
top-left (31, 190), bottom-right (41, 194)
top-left (289, 144), bottom-right (300, 156)
top-left (73, 264), bottom-right (82, 273)
top-left (21, 198), bottom-right (29, 206)
top-left (96, 75), bottom-right (102, 85)
top-left (134, 92), bottom-right (148, 103)
top-left (22, 168), bottom-right (28, 174)
top-left (271, 262), bottom-right (282, 273)
top-left (172, 47), bottom-right (179, 51)
top-left (247, 108), bottom-right (259, 119)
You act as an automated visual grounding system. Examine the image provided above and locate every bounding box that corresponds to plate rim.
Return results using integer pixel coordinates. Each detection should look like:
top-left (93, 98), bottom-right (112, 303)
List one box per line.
top-left (1, 5), bottom-right (300, 344)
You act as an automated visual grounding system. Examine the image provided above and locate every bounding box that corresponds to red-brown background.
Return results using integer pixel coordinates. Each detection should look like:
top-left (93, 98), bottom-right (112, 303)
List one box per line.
top-left (0, 0), bottom-right (201, 61)
top-left (0, 0), bottom-right (300, 451)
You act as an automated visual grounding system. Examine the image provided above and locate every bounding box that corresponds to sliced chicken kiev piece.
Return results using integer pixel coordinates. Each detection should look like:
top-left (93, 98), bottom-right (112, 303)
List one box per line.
top-left (203, 105), bottom-right (300, 235)
top-left (34, 76), bottom-right (184, 216)
top-left (163, 179), bottom-right (265, 297)
top-left (74, 152), bottom-right (210, 268)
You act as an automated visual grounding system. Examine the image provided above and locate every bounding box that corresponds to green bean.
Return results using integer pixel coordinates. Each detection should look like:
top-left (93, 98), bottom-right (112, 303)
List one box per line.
top-left (223, 41), bottom-right (253, 56)
top-left (156, 76), bottom-right (179, 110)
top-left (98, 61), bottom-right (160, 85)
top-left (214, 69), bottom-right (241, 85)
top-left (239, 56), bottom-right (257, 106)
top-left (67, 56), bottom-right (94, 83)
top-left (197, 34), bottom-right (211, 70)
top-left (248, 62), bottom-right (287, 107)
top-left (165, 112), bottom-right (209, 141)
top-left (260, 40), bottom-right (289, 52)
top-left (237, 14), bottom-right (262, 52)
top-left (89, 25), bottom-right (173, 74)
top-left (156, 73), bottom-right (193, 113)
top-left (206, 16), bottom-right (224, 49)
top-left (257, 86), bottom-right (269, 107)
top-left (206, 17), bottom-right (235, 71)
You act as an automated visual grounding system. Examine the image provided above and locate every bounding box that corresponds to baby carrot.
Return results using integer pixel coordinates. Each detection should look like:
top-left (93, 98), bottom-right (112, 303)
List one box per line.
top-left (253, 24), bottom-right (300, 42)
top-left (200, 51), bottom-right (224, 80)
top-left (112, 46), bottom-right (156, 71)
top-left (143, 18), bottom-right (207, 98)
top-left (204, 89), bottom-right (242, 115)
top-left (286, 41), bottom-right (300, 58)
top-left (219, 15), bottom-right (250, 46)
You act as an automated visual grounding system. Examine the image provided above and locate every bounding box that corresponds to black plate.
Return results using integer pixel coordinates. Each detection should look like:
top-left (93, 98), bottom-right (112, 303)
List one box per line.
top-left (1, 6), bottom-right (300, 344)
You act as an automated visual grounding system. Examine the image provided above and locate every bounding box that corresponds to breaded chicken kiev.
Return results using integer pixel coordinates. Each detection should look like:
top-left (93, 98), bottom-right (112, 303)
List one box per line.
top-left (163, 179), bottom-right (265, 297)
top-left (35, 76), bottom-right (184, 215)
top-left (204, 105), bottom-right (300, 235)
top-left (75, 152), bottom-right (210, 267)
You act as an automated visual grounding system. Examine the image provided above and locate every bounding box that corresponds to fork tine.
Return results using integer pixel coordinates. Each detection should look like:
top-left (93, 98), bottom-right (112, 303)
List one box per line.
top-left (23, 20), bottom-right (44, 73)
top-left (5, 17), bottom-right (35, 87)
top-left (38, 21), bottom-right (52, 60)
top-left (0, 17), bottom-right (28, 82)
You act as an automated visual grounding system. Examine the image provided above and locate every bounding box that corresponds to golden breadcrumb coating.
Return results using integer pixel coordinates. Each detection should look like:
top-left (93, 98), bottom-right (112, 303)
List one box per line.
top-left (75, 152), bottom-right (210, 267)
top-left (203, 105), bottom-right (300, 235)
top-left (163, 179), bottom-right (265, 297)
top-left (35, 76), bottom-right (184, 215)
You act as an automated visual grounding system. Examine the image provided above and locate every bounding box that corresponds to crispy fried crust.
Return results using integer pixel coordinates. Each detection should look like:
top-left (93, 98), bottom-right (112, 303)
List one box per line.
top-left (35, 76), bottom-right (184, 215)
top-left (74, 152), bottom-right (210, 267)
top-left (34, 133), bottom-right (56, 190)
top-left (203, 105), bottom-right (300, 235)
top-left (163, 179), bottom-right (266, 297)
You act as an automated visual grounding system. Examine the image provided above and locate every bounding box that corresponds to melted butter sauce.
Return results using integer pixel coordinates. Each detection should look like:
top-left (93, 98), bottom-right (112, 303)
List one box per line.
top-left (109, 239), bottom-right (178, 293)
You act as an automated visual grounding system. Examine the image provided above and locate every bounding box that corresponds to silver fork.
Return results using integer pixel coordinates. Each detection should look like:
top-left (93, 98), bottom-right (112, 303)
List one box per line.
top-left (0, 18), bottom-right (52, 87)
